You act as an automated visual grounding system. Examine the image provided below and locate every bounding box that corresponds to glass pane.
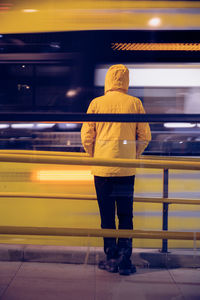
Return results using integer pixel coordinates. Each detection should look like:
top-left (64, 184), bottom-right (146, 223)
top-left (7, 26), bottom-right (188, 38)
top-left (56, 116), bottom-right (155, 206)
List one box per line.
top-left (35, 64), bottom-right (75, 109)
top-left (0, 64), bottom-right (33, 109)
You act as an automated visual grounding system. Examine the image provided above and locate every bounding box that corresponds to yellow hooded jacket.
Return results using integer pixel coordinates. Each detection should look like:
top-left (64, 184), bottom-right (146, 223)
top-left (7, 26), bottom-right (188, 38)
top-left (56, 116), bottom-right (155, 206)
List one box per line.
top-left (81, 64), bottom-right (151, 177)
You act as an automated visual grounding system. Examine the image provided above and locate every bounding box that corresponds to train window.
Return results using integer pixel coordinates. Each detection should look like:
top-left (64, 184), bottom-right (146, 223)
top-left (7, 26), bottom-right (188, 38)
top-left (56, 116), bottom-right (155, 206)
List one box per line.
top-left (0, 62), bottom-right (76, 110)
top-left (94, 64), bottom-right (200, 114)
top-left (35, 64), bottom-right (73, 108)
top-left (0, 64), bottom-right (33, 109)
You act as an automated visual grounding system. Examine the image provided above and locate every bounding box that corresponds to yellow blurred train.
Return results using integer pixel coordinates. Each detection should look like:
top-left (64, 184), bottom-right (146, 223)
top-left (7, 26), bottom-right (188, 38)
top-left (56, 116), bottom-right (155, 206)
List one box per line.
top-left (0, 0), bottom-right (200, 248)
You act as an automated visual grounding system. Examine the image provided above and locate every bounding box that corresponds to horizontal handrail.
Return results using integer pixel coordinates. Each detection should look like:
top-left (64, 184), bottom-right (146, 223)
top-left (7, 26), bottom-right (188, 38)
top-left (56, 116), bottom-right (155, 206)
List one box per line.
top-left (1, 153), bottom-right (200, 170)
top-left (0, 150), bottom-right (89, 157)
top-left (142, 155), bottom-right (200, 162)
top-left (134, 197), bottom-right (200, 205)
top-left (0, 150), bottom-right (199, 163)
top-left (0, 226), bottom-right (199, 240)
top-left (0, 192), bottom-right (200, 205)
top-left (1, 113), bottom-right (200, 122)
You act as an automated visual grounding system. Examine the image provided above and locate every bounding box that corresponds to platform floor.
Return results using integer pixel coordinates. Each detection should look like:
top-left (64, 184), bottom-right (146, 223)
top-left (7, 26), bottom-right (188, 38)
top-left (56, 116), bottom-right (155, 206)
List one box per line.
top-left (0, 261), bottom-right (199, 300)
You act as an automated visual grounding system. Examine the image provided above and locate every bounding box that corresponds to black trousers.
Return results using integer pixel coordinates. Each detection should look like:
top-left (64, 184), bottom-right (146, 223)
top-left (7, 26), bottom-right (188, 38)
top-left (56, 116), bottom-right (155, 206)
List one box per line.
top-left (94, 175), bottom-right (135, 260)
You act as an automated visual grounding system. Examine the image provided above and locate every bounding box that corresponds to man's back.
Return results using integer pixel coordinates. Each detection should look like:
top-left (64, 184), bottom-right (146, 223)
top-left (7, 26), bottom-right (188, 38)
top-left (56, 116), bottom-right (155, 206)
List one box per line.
top-left (81, 64), bottom-right (151, 176)
top-left (90, 90), bottom-right (145, 141)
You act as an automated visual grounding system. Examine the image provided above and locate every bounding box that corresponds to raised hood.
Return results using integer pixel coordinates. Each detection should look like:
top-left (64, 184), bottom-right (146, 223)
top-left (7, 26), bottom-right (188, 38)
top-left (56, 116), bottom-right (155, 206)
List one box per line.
top-left (104, 64), bottom-right (129, 94)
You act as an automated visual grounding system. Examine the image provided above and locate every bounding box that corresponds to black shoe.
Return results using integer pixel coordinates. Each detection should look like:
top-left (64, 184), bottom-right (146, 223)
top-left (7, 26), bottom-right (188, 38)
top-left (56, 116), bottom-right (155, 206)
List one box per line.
top-left (98, 259), bottom-right (118, 273)
top-left (118, 257), bottom-right (136, 276)
top-left (98, 260), bottom-right (107, 270)
top-left (130, 263), bottom-right (137, 274)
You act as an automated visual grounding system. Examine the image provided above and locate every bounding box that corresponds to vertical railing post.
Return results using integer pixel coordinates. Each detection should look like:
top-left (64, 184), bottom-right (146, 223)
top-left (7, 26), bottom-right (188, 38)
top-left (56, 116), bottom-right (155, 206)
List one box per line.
top-left (162, 168), bottom-right (169, 253)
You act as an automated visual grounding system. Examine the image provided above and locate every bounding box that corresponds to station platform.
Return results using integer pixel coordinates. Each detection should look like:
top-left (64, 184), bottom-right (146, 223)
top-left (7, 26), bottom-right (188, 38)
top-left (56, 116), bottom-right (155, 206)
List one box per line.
top-left (0, 261), bottom-right (200, 300)
top-left (0, 243), bottom-right (200, 268)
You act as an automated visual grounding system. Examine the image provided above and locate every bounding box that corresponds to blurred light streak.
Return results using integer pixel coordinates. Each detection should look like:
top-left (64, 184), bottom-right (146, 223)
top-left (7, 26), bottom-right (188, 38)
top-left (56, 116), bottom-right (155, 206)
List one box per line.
top-left (64, 123), bottom-right (78, 129)
top-left (36, 123), bottom-right (55, 129)
top-left (0, 124), bottom-right (9, 129)
top-left (11, 124), bottom-right (34, 129)
top-left (66, 89), bottom-right (78, 97)
top-left (0, 3), bottom-right (12, 11)
top-left (34, 170), bottom-right (93, 182)
top-left (95, 67), bottom-right (200, 87)
top-left (164, 123), bottom-right (196, 128)
top-left (22, 9), bottom-right (38, 13)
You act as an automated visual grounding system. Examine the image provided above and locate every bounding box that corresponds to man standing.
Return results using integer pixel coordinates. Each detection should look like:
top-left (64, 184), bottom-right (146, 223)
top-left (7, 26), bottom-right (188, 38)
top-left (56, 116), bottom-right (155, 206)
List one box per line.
top-left (81, 64), bottom-right (151, 275)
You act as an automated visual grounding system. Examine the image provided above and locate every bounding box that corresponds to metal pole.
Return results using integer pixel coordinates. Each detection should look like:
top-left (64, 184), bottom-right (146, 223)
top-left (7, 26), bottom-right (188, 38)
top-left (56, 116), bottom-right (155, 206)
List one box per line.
top-left (162, 168), bottom-right (169, 253)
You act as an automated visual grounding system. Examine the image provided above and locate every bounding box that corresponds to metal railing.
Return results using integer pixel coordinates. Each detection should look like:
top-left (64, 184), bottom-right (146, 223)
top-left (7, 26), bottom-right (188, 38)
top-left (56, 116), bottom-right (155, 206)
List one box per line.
top-left (0, 150), bottom-right (200, 252)
top-left (0, 192), bottom-right (200, 205)
top-left (0, 152), bottom-right (200, 170)
top-left (0, 226), bottom-right (199, 241)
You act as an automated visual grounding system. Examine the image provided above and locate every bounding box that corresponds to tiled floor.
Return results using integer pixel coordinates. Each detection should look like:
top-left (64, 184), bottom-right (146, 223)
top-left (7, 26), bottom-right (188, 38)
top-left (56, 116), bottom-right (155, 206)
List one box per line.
top-left (0, 262), bottom-right (199, 300)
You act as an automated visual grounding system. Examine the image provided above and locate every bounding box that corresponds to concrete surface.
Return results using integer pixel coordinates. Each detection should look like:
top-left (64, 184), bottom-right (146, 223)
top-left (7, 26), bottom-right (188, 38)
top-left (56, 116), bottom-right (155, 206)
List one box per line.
top-left (0, 261), bottom-right (199, 300)
top-left (0, 244), bottom-right (200, 268)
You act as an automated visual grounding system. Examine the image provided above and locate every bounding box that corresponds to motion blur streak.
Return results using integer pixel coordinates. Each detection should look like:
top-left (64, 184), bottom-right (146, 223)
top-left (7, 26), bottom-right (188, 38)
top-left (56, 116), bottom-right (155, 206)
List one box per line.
top-left (34, 170), bottom-right (93, 182)
top-left (1, 1), bottom-right (200, 33)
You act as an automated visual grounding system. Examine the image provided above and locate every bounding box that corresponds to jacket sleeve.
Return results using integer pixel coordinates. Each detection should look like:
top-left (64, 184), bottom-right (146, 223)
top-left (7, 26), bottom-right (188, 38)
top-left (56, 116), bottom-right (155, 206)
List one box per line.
top-left (136, 101), bottom-right (151, 158)
top-left (81, 101), bottom-right (96, 157)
